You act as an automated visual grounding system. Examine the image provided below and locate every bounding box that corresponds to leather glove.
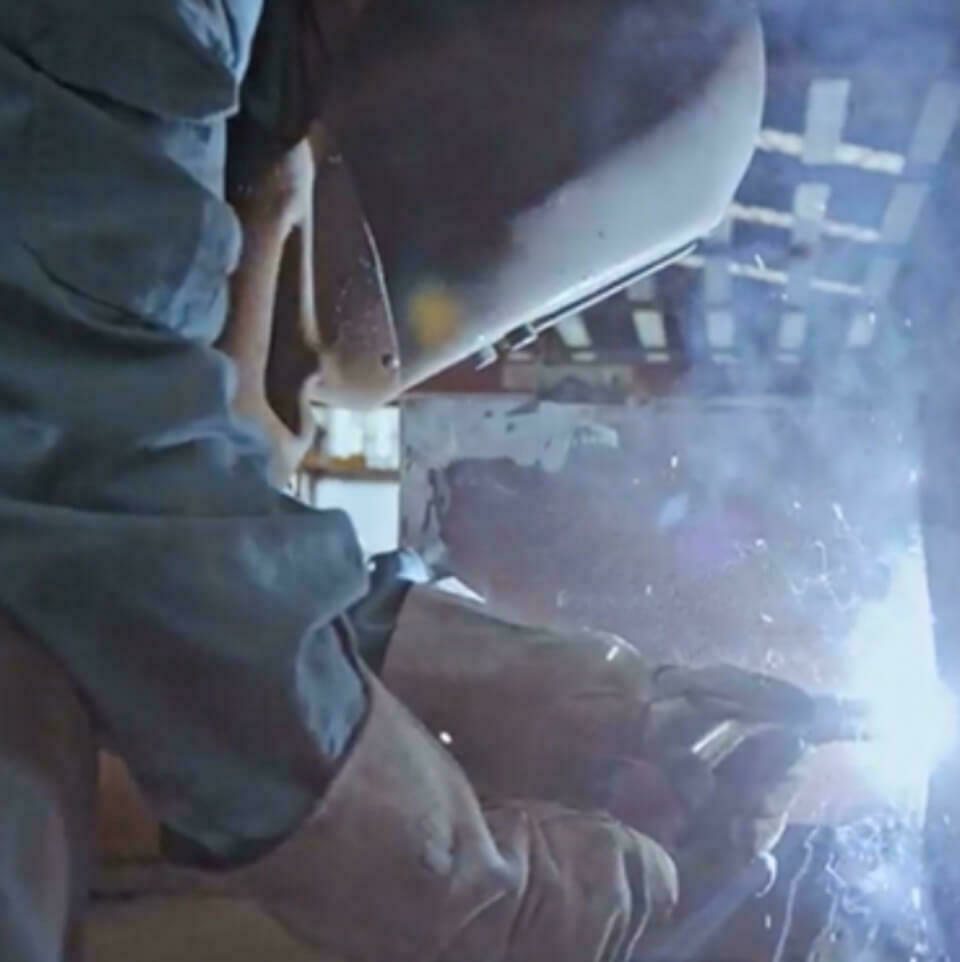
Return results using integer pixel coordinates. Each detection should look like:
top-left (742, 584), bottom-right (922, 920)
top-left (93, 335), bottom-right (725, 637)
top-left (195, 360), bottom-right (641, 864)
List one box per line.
top-left (383, 585), bottom-right (656, 818)
top-left (623, 665), bottom-right (813, 916)
top-left (632, 665), bottom-right (812, 852)
top-left (383, 589), bottom-right (810, 861)
top-left (218, 661), bottom-right (678, 962)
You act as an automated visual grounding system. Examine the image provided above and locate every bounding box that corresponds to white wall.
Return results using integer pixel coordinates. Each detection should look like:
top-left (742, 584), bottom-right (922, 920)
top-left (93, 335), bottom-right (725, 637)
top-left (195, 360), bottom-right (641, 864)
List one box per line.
top-left (312, 479), bottom-right (400, 557)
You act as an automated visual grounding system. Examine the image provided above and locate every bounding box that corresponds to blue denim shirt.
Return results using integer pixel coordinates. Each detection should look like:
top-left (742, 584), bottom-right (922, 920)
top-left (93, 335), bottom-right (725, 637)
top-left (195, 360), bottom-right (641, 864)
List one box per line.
top-left (0, 1), bottom-right (369, 859)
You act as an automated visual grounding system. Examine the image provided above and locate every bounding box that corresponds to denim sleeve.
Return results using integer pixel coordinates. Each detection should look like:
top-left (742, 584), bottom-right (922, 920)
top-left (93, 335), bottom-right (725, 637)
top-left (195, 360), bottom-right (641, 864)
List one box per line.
top-left (0, 1), bottom-right (371, 859)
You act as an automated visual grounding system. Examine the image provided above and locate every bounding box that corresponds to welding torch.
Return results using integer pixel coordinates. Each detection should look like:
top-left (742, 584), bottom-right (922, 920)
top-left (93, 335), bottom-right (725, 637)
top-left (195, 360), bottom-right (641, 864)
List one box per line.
top-left (647, 664), bottom-right (873, 772)
top-left (634, 674), bottom-right (873, 961)
top-left (687, 692), bottom-right (873, 768)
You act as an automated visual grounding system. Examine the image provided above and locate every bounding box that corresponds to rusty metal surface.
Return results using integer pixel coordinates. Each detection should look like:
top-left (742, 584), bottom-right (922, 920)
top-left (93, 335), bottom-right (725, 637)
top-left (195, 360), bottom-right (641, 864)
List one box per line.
top-left (400, 395), bottom-right (934, 824)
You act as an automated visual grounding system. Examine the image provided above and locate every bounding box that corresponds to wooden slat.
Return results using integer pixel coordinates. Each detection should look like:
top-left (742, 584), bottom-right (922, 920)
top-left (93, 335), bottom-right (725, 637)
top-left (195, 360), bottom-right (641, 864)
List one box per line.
top-left (802, 80), bottom-right (852, 164)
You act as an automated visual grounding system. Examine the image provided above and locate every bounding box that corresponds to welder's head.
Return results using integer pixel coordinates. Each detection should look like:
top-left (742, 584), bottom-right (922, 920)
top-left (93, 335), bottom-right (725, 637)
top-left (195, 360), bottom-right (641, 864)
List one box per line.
top-left (306, 0), bottom-right (765, 408)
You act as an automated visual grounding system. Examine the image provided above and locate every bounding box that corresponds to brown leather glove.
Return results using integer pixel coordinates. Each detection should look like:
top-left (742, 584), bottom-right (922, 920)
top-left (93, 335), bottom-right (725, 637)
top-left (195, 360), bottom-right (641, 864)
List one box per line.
top-left (383, 586), bottom-right (656, 815)
top-left (382, 588), bottom-right (807, 858)
top-left (628, 664), bottom-right (810, 869)
top-left (220, 662), bottom-right (678, 962)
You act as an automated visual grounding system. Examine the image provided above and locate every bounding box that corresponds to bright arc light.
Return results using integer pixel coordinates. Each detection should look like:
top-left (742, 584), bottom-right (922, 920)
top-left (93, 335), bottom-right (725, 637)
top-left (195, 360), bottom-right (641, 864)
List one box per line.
top-left (866, 675), bottom-right (958, 779)
top-left (844, 553), bottom-right (958, 804)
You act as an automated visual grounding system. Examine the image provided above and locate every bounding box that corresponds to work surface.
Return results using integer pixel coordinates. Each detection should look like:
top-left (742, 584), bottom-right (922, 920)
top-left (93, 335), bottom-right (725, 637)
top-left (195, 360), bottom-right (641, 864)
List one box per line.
top-left (88, 897), bottom-right (338, 962)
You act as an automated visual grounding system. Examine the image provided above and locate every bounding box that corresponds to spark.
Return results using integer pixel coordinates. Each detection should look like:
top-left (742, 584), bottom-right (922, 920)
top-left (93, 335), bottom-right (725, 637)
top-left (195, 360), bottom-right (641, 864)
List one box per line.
top-left (824, 859), bottom-right (847, 892)
top-left (788, 538), bottom-right (860, 613)
top-left (730, 540), bottom-right (750, 562)
top-left (438, 731), bottom-right (453, 746)
top-left (670, 455), bottom-right (680, 470)
top-left (755, 538), bottom-right (768, 550)
top-left (772, 828), bottom-right (820, 962)
top-left (606, 645), bottom-right (621, 662)
top-left (765, 649), bottom-right (785, 670)
top-left (908, 469), bottom-right (920, 485)
top-left (787, 540), bottom-right (829, 595)
top-left (808, 888), bottom-right (844, 960)
top-left (793, 501), bottom-right (803, 511)
top-left (680, 253), bottom-right (793, 287)
top-left (761, 613), bottom-right (775, 624)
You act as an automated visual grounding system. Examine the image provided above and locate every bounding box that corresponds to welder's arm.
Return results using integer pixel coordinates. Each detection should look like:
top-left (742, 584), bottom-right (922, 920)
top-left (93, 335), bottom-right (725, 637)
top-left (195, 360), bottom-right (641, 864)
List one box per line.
top-left (219, 138), bottom-right (317, 487)
top-left (217, 662), bottom-right (680, 962)
top-left (91, 662), bottom-right (680, 962)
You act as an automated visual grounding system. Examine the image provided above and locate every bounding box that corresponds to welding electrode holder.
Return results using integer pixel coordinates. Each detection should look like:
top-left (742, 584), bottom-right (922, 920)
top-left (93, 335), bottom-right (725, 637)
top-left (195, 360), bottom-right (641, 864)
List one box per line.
top-left (644, 666), bottom-right (872, 886)
top-left (646, 665), bottom-right (872, 773)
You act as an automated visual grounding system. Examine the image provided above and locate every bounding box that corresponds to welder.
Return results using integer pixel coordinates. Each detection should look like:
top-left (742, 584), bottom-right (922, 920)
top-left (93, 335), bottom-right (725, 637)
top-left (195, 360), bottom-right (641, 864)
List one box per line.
top-left (0, 2), bottom-right (823, 961)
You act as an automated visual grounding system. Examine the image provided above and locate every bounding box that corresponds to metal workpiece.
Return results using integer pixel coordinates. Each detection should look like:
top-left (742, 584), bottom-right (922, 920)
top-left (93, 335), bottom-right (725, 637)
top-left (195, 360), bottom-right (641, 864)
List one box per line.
top-left (400, 395), bottom-right (937, 825)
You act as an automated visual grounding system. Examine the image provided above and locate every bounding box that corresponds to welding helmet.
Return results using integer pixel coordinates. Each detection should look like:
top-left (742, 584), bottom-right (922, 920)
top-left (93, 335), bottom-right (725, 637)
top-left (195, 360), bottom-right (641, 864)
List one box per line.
top-left (305, 0), bottom-right (765, 408)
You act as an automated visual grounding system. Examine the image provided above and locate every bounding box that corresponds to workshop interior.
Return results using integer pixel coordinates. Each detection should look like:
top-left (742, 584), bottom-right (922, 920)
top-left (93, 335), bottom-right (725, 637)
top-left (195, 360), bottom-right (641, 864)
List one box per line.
top-left (84, 0), bottom-right (960, 960)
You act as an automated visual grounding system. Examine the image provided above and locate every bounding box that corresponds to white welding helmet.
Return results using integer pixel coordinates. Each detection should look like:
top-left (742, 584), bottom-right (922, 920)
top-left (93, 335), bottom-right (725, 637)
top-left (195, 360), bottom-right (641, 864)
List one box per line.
top-left (305, 0), bottom-right (765, 408)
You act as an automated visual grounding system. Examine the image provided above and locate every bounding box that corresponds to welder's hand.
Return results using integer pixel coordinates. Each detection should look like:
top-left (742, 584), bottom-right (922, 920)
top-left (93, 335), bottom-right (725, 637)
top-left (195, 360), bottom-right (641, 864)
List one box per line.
top-left (610, 666), bottom-right (810, 906)
top-left (235, 375), bottom-right (319, 486)
top-left (637, 664), bottom-right (812, 852)
top-left (235, 133), bottom-right (317, 236)
top-left (223, 127), bottom-right (322, 484)
top-left (685, 727), bottom-right (804, 857)
top-left (383, 591), bottom-right (809, 860)
top-left (677, 730), bottom-right (806, 920)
